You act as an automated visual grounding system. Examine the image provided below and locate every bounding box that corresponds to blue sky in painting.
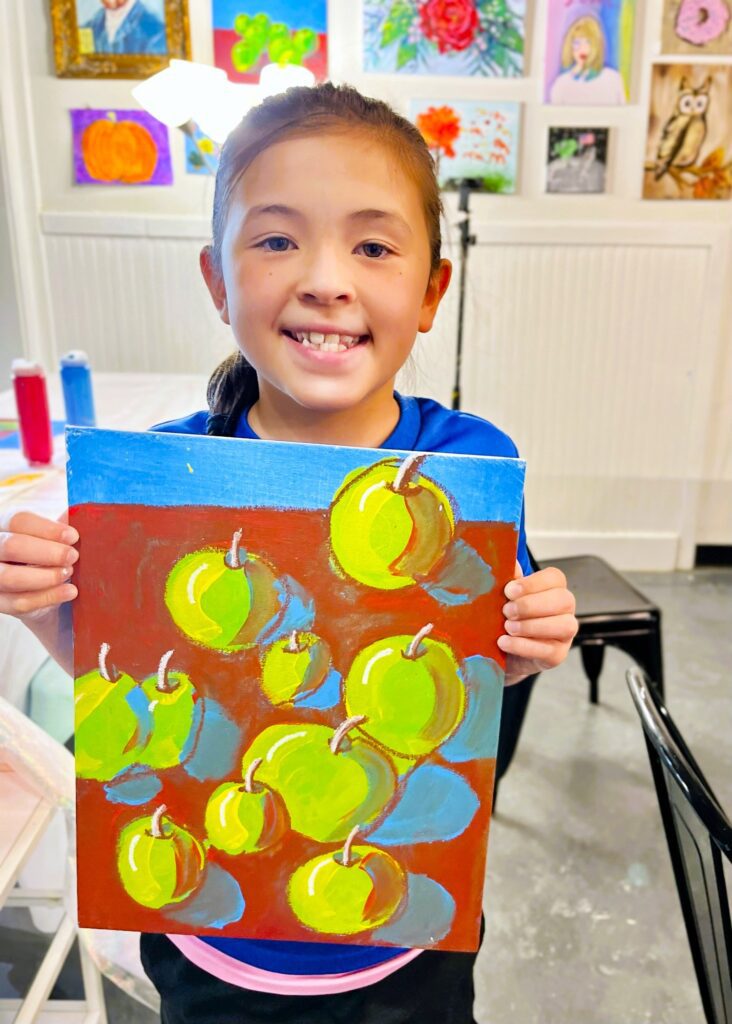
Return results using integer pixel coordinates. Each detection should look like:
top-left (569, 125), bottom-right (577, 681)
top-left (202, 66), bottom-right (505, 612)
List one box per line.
top-left (211, 0), bottom-right (326, 31)
top-left (66, 428), bottom-right (524, 526)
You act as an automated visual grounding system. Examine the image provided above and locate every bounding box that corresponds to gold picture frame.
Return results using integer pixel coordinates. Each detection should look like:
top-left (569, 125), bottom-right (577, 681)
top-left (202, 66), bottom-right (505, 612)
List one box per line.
top-left (51, 0), bottom-right (191, 79)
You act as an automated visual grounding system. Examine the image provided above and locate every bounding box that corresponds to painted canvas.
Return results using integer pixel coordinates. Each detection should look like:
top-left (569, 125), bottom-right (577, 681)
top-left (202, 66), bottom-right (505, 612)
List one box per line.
top-left (70, 109), bottom-right (172, 186)
top-left (67, 428), bottom-right (525, 951)
top-left (185, 124), bottom-right (221, 176)
top-left (546, 127), bottom-right (609, 193)
top-left (544, 0), bottom-right (635, 104)
top-left (411, 99), bottom-right (520, 194)
top-left (363, 0), bottom-right (525, 76)
top-left (661, 0), bottom-right (732, 55)
top-left (211, 0), bottom-right (327, 83)
top-left (74, 0), bottom-right (168, 55)
top-left (643, 63), bottom-right (732, 199)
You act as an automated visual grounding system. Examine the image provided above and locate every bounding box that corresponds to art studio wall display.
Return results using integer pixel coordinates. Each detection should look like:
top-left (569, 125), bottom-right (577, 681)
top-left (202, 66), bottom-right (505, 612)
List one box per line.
top-left (71, 109), bottom-right (173, 185)
top-left (51, 0), bottom-right (191, 78)
top-left (544, 0), bottom-right (635, 104)
top-left (363, 0), bottom-right (526, 77)
top-left (185, 124), bottom-right (221, 176)
top-left (643, 64), bottom-right (732, 199)
top-left (67, 427), bottom-right (525, 950)
top-left (546, 128), bottom-right (609, 194)
top-left (211, 0), bottom-right (328, 83)
top-left (411, 99), bottom-right (521, 194)
top-left (661, 0), bottom-right (732, 55)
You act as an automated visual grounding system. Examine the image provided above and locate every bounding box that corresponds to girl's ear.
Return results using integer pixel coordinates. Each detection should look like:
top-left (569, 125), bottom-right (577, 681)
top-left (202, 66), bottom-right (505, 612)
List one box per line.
top-left (418, 259), bottom-right (452, 333)
top-left (200, 245), bottom-right (230, 325)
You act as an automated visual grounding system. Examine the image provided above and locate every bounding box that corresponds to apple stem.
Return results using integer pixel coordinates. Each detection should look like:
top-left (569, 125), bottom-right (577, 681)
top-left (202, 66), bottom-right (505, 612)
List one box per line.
top-left (244, 757), bottom-right (262, 793)
top-left (342, 825), bottom-right (360, 868)
top-left (228, 528), bottom-right (243, 569)
top-left (286, 629), bottom-right (301, 654)
top-left (156, 649), bottom-right (178, 693)
top-left (393, 453), bottom-right (425, 491)
top-left (151, 804), bottom-right (168, 839)
top-left (330, 715), bottom-right (366, 754)
top-left (405, 623), bottom-right (434, 659)
top-left (98, 642), bottom-right (118, 683)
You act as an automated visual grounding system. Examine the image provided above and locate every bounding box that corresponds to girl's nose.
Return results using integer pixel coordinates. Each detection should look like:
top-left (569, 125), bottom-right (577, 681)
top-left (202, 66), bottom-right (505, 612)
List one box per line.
top-left (296, 250), bottom-right (356, 305)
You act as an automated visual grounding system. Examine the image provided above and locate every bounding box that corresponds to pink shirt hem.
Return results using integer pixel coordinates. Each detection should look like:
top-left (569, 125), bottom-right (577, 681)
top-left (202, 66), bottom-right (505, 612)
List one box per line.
top-left (168, 935), bottom-right (421, 995)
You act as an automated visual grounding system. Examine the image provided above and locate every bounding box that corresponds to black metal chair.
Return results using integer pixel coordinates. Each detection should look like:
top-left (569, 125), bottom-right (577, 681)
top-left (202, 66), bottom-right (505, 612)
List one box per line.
top-left (626, 668), bottom-right (732, 1024)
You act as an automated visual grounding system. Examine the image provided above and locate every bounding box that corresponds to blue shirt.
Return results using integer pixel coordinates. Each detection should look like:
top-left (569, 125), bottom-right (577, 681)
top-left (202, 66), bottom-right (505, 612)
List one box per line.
top-left (84, 0), bottom-right (167, 55)
top-left (152, 392), bottom-right (530, 976)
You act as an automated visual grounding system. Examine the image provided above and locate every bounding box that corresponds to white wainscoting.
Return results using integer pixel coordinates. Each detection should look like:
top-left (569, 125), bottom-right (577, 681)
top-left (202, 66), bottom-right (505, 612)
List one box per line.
top-left (41, 214), bottom-right (732, 570)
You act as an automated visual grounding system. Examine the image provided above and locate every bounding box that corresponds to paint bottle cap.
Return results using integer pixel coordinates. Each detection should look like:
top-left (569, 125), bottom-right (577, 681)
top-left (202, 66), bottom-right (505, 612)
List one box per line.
top-left (60, 350), bottom-right (90, 366)
top-left (11, 359), bottom-right (45, 377)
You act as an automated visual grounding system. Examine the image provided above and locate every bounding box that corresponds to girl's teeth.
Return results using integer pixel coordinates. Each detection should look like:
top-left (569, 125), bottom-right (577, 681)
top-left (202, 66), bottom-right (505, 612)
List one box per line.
top-left (291, 330), bottom-right (362, 350)
top-left (310, 332), bottom-right (325, 344)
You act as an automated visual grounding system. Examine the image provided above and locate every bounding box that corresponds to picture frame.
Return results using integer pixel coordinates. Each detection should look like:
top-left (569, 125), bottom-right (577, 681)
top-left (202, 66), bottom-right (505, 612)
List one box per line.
top-left (50, 0), bottom-right (191, 79)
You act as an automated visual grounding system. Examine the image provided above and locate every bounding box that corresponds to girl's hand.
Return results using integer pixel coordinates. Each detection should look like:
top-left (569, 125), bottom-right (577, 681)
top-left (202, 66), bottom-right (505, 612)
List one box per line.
top-left (0, 511), bottom-right (79, 620)
top-left (498, 562), bottom-right (577, 685)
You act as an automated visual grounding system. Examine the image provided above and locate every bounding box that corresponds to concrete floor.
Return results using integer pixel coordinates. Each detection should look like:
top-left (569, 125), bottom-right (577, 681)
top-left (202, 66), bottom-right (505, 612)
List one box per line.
top-left (1, 568), bottom-right (730, 1023)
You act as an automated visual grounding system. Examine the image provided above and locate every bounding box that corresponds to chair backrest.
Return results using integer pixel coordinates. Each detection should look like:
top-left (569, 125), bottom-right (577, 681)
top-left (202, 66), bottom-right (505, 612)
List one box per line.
top-left (626, 668), bottom-right (732, 1024)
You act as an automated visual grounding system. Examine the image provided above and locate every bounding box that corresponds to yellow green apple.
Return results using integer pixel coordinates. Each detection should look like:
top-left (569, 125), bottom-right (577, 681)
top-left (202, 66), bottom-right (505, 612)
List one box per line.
top-left (204, 756), bottom-right (288, 855)
top-left (137, 649), bottom-right (196, 770)
top-left (260, 631), bottom-right (332, 706)
top-left (329, 455), bottom-right (455, 590)
top-left (116, 804), bottom-right (205, 909)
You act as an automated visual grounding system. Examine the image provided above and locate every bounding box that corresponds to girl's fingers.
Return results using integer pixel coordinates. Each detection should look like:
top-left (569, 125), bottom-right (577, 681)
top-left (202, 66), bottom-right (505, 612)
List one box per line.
top-left (497, 634), bottom-right (567, 667)
top-left (0, 510), bottom-right (78, 545)
top-left (503, 588), bottom-right (576, 621)
top-left (0, 531), bottom-right (79, 569)
top-left (503, 614), bottom-right (578, 640)
top-left (0, 583), bottom-right (78, 618)
top-left (505, 565), bottom-right (567, 600)
top-left (0, 562), bottom-right (75, 593)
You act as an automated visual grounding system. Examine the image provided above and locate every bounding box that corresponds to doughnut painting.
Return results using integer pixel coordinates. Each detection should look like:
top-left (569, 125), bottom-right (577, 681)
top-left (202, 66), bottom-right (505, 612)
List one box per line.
top-left (67, 428), bottom-right (525, 951)
top-left (661, 0), bottom-right (732, 55)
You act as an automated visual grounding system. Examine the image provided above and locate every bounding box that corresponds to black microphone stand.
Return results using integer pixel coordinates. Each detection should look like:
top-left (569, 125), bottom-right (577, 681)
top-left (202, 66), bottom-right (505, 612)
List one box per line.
top-left (451, 179), bottom-right (478, 411)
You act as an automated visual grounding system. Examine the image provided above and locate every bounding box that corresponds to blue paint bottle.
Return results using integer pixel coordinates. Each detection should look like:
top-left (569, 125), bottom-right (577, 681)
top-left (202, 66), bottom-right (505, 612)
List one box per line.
top-left (60, 350), bottom-right (96, 427)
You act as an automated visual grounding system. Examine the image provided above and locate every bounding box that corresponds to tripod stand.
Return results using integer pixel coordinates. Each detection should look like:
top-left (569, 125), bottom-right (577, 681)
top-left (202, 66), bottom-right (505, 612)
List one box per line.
top-left (451, 180), bottom-right (478, 411)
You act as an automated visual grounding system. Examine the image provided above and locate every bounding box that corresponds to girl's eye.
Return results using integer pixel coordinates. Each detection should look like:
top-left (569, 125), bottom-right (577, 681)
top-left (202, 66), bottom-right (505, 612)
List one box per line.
top-left (359, 242), bottom-right (391, 259)
top-left (259, 236), bottom-right (294, 252)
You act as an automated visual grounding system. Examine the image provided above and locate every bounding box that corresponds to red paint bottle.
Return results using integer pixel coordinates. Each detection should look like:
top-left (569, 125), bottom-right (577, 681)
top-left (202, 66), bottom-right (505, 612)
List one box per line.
top-left (11, 359), bottom-right (53, 465)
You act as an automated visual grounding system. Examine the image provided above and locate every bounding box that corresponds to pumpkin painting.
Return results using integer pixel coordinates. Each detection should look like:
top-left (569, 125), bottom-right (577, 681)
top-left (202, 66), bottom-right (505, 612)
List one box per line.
top-left (71, 109), bottom-right (173, 186)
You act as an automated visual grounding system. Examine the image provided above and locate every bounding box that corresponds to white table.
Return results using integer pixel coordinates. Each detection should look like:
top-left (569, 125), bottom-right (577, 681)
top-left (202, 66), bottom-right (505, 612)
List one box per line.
top-left (0, 373), bottom-right (209, 707)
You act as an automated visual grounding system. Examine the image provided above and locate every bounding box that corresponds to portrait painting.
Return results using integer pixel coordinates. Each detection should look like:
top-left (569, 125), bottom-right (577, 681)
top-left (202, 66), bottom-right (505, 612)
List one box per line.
top-left (643, 63), bottom-right (732, 199)
top-left (544, 0), bottom-right (635, 104)
top-left (51, 0), bottom-right (190, 78)
top-left (661, 0), bottom-right (732, 55)
top-left (68, 428), bottom-right (525, 950)
top-left (546, 127), bottom-right (609, 193)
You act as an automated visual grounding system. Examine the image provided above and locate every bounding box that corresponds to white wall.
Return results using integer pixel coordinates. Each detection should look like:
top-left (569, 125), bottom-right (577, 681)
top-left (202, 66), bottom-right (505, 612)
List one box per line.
top-left (0, 159), bottom-right (22, 386)
top-left (2, 0), bottom-right (731, 567)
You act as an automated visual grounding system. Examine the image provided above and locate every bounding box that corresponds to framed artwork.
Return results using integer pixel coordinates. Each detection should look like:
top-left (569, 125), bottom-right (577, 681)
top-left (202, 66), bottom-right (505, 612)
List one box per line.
top-left (544, 0), bottom-right (635, 104)
top-left (411, 99), bottom-right (521, 194)
top-left (211, 0), bottom-right (328, 83)
top-left (70, 109), bottom-right (173, 186)
top-left (51, 0), bottom-right (191, 78)
top-left (546, 128), bottom-right (609, 194)
top-left (185, 124), bottom-right (221, 176)
top-left (363, 0), bottom-right (526, 77)
top-left (661, 0), bottom-right (732, 54)
top-left (67, 428), bottom-right (525, 950)
top-left (643, 64), bottom-right (732, 199)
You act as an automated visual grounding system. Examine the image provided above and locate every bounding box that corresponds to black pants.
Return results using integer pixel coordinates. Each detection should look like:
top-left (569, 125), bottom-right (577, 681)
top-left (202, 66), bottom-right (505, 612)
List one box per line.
top-left (141, 926), bottom-right (483, 1024)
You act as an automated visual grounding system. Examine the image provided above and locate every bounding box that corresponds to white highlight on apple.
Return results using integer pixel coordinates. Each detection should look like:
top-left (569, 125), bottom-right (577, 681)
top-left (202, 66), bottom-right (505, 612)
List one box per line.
top-left (186, 562), bottom-right (209, 605)
top-left (362, 647), bottom-right (394, 686)
top-left (265, 731), bottom-right (307, 762)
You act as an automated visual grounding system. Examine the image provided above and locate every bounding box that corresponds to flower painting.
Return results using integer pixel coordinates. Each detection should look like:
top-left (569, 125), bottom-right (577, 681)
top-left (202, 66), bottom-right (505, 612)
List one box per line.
top-left (68, 428), bottom-right (525, 950)
top-left (546, 128), bottom-right (609, 194)
top-left (70, 109), bottom-right (172, 186)
top-left (185, 124), bottom-right (221, 176)
top-left (363, 0), bottom-right (525, 77)
top-left (411, 99), bottom-right (520, 194)
top-left (212, 0), bottom-right (327, 83)
top-left (643, 64), bottom-right (732, 200)
top-left (661, 0), bottom-right (732, 55)
top-left (545, 0), bottom-right (635, 104)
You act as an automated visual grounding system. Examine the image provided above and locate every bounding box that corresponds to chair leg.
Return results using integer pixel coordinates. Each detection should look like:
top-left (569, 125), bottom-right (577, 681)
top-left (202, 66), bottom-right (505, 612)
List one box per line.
top-left (580, 641), bottom-right (605, 704)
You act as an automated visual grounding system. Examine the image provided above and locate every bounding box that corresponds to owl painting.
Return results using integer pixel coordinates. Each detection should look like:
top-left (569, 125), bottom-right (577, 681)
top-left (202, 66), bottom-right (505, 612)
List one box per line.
top-left (653, 76), bottom-right (710, 179)
top-left (644, 63), bottom-right (732, 199)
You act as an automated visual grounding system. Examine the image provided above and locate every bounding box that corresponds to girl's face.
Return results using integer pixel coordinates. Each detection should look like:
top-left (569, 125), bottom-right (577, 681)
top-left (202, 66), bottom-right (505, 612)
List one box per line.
top-left (202, 132), bottom-right (451, 430)
top-left (571, 34), bottom-right (592, 64)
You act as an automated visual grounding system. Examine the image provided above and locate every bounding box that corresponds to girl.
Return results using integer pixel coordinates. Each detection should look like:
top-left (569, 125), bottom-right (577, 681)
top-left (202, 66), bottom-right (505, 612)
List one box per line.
top-left (0, 83), bottom-right (577, 1023)
top-left (549, 15), bottom-right (626, 105)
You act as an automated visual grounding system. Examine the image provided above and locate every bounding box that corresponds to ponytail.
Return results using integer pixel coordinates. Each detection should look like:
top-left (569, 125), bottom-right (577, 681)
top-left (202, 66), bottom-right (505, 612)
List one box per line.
top-left (205, 351), bottom-right (259, 436)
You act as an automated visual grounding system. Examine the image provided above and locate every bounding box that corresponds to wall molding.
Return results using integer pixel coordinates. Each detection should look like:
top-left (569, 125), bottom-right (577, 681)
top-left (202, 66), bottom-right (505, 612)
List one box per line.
top-left (529, 531), bottom-right (680, 572)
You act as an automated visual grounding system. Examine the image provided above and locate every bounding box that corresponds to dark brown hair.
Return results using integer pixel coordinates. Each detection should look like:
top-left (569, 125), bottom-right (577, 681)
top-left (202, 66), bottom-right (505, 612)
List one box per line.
top-left (205, 82), bottom-right (443, 432)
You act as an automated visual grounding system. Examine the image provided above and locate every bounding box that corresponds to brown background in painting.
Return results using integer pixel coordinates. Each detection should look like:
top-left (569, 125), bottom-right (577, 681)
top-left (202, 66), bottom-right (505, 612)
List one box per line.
top-left (661, 0), bottom-right (732, 56)
top-left (71, 502), bottom-right (518, 952)
top-left (643, 63), bottom-right (732, 198)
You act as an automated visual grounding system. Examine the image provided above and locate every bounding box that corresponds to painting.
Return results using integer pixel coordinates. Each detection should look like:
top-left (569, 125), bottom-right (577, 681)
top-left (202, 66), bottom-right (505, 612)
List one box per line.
top-left (185, 124), bottom-right (221, 176)
top-left (661, 0), bottom-right (732, 55)
top-left (51, 0), bottom-right (190, 78)
top-left (67, 428), bottom-right (525, 951)
top-left (411, 99), bottom-right (520, 194)
top-left (544, 0), bottom-right (635, 104)
top-left (643, 64), bottom-right (732, 199)
top-left (546, 127), bottom-right (609, 193)
top-left (363, 0), bottom-right (525, 76)
top-left (70, 109), bottom-right (173, 186)
top-left (211, 0), bottom-right (328, 83)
